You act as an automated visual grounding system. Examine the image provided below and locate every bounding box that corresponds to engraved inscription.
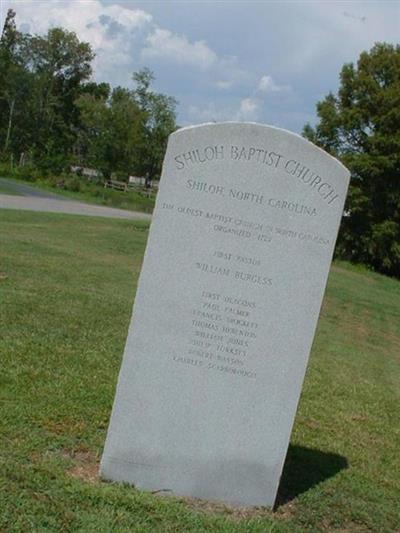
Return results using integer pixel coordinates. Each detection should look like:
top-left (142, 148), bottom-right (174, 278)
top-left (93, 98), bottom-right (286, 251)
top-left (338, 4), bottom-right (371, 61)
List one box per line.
top-left (174, 144), bottom-right (340, 205)
top-left (172, 289), bottom-right (259, 379)
top-left (162, 203), bottom-right (331, 248)
top-left (174, 145), bottom-right (224, 169)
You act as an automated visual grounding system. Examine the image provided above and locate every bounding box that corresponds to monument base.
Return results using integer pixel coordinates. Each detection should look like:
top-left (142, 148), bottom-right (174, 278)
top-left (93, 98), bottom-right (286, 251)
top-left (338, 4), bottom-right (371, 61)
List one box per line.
top-left (100, 452), bottom-right (281, 507)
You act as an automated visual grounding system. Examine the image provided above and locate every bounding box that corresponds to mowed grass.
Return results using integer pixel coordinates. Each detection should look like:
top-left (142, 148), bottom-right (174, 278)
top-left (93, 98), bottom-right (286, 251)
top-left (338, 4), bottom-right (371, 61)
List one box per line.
top-left (1, 209), bottom-right (399, 532)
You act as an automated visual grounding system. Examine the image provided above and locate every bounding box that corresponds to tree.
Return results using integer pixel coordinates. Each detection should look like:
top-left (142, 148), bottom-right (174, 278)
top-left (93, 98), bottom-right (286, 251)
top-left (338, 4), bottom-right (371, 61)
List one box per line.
top-left (27, 28), bottom-right (94, 169)
top-left (0, 9), bottom-right (31, 155)
top-left (75, 70), bottom-right (176, 182)
top-left (76, 86), bottom-right (143, 178)
top-left (0, 15), bottom-right (95, 171)
top-left (131, 68), bottom-right (177, 185)
top-left (0, 13), bottom-right (177, 183)
top-left (303, 43), bottom-right (400, 277)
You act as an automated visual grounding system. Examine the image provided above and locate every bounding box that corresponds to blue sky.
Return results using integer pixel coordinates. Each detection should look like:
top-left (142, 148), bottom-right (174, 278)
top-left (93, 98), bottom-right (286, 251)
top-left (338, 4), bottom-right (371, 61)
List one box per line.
top-left (2, 1), bottom-right (399, 132)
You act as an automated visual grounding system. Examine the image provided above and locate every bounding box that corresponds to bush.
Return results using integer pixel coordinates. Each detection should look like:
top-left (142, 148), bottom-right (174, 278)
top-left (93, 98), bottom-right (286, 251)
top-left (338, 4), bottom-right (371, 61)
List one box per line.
top-left (56, 174), bottom-right (82, 193)
top-left (66, 177), bottom-right (82, 193)
top-left (35, 153), bottom-right (71, 175)
top-left (14, 165), bottom-right (42, 182)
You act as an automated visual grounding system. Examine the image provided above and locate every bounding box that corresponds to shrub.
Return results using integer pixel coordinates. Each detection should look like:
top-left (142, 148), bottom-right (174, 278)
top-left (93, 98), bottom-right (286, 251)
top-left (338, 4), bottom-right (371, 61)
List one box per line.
top-left (15, 165), bottom-right (41, 182)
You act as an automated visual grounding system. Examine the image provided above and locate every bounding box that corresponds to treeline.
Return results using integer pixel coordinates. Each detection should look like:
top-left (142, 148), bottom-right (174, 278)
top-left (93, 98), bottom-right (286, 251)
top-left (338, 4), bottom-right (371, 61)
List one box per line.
top-left (303, 43), bottom-right (400, 278)
top-left (0, 9), bottom-right (177, 184)
top-left (2, 10), bottom-right (400, 278)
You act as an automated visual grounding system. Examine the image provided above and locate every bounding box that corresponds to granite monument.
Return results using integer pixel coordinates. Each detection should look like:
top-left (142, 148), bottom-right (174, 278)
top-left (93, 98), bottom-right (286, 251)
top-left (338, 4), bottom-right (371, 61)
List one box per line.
top-left (100, 123), bottom-right (350, 507)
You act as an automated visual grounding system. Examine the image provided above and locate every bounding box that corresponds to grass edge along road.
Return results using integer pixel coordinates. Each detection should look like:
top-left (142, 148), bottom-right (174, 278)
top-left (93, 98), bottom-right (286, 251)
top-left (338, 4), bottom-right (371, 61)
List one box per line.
top-left (0, 167), bottom-right (155, 214)
top-left (1, 209), bottom-right (399, 532)
top-left (0, 180), bottom-right (23, 196)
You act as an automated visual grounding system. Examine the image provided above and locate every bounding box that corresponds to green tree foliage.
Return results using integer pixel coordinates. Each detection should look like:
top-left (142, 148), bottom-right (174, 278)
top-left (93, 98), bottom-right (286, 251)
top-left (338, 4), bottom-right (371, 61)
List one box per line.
top-left (27, 27), bottom-right (94, 170)
top-left (0, 10), bottom-right (177, 181)
top-left (76, 68), bottom-right (177, 183)
top-left (0, 8), bottom-right (18, 150)
top-left (0, 11), bottom-right (94, 170)
top-left (0, 9), bottom-right (31, 155)
top-left (131, 68), bottom-right (177, 184)
top-left (303, 43), bottom-right (400, 277)
top-left (76, 85), bottom-right (143, 178)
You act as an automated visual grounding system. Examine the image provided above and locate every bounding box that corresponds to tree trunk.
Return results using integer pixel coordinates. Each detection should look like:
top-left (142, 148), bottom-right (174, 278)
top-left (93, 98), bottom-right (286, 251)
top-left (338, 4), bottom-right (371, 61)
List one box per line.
top-left (145, 173), bottom-right (152, 189)
top-left (4, 97), bottom-right (15, 151)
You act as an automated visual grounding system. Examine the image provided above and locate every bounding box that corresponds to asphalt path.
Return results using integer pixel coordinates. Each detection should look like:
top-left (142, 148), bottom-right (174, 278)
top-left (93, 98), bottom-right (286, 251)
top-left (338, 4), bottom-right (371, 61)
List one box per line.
top-left (0, 178), bottom-right (152, 221)
top-left (0, 177), bottom-right (69, 200)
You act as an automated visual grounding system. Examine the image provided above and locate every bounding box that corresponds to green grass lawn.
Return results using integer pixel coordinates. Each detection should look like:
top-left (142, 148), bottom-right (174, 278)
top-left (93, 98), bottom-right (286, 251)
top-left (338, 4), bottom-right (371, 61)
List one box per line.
top-left (1, 209), bottom-right (399, 532)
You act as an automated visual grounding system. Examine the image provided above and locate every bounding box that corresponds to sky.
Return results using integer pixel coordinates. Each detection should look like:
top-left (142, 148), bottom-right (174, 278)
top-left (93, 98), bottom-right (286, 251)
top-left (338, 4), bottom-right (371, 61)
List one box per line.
top-left (1, 0), bottom-right (399, 132)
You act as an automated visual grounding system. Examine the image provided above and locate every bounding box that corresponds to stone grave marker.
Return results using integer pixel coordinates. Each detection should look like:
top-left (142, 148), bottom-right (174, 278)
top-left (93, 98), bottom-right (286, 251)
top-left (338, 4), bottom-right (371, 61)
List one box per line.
top-left (100, 123), bottom-right (350, 507)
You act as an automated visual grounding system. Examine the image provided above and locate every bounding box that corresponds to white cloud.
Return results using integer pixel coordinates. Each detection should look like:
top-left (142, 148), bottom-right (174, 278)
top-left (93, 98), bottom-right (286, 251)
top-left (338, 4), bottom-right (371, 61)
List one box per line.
top-left (3, 0), bottom-right (152, 84)
top-left (187, 97), bottom-right (261, 124)
top-left (5, 1), bottom-right (151, 44)
top-left (142, 28), bottom-right (217, 70)
top-left (230, 74), bottom-right (290, 123)
top-left (258, 75), bottom-right (289, 93)
top-left (187, 103), bottom-right (232, 123)
top-left (190, 73), bottom-right (290, 127)
top-left (277, 2), bottom-right (400, 75)
top-left (215, 80), bottom-right (233, 90)
top-left (4, 0), bottom-right (398, 133)
top-left (5, 0), bottom-right (220, 81)
top-left (236, 97), bottom-right (258, 121)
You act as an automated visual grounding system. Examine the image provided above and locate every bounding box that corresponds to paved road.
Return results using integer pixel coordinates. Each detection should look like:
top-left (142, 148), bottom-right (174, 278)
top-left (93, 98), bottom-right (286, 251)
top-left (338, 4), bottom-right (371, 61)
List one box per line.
top-left (0, 194), bottom-right (152, 220)
top-left (0, 178), bottom-right (152, 221)
top-left (0, 177), bottom-right (70, 200)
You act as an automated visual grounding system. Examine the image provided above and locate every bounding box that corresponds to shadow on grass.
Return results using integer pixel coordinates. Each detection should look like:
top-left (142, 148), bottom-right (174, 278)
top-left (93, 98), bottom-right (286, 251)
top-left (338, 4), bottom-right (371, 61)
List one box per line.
top-left (275, 445), bottom-right (348, 508)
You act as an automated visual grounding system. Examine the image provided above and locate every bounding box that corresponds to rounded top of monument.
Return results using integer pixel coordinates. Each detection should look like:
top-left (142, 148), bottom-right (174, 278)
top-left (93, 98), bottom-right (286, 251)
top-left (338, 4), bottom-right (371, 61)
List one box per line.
top-left (170, 122), bottom-right (350, 176)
